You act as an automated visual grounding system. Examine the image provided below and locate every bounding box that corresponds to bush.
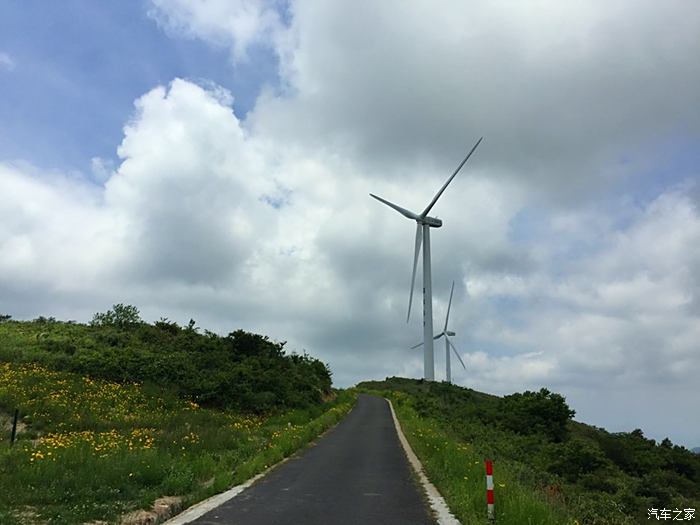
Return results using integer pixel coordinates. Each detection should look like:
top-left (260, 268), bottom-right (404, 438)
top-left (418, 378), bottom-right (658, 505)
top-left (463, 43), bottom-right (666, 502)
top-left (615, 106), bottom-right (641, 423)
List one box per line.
top-left (40, 337), bottom-right (77, 355)
top-left (596, 429), bottom-right (661, 476)
top-left (499, 388), bottom-right (575, 442)
top-left (545, 438), bottom-right (608, 482)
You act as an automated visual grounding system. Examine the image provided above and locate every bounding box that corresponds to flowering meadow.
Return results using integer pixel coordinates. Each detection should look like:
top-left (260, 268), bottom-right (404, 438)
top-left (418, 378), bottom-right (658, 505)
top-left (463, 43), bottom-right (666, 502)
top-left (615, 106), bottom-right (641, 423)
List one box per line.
top-left (0, 361), bottom-right (355, 524)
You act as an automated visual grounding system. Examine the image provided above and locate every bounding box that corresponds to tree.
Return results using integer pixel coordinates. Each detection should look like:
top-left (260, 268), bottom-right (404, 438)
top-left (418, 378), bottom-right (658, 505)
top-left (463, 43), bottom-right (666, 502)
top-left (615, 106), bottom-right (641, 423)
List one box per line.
top-left (91, 304), bottom-right (142, 329)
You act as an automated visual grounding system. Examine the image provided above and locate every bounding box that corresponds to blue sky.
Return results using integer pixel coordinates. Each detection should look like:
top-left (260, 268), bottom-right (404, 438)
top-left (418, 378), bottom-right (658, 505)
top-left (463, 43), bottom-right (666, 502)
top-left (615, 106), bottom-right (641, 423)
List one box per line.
top-left (1, 1), bottom-right (699, 448)
top-left (0, 0), bottom-right (278, 173)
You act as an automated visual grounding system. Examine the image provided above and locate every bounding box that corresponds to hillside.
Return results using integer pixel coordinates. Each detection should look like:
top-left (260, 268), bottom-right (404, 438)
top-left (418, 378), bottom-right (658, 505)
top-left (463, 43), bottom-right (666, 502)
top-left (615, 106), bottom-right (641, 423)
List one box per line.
top-left (0, 308), bottom-right (352, 524)
top-left (359, 377), bottom-right (700, 525)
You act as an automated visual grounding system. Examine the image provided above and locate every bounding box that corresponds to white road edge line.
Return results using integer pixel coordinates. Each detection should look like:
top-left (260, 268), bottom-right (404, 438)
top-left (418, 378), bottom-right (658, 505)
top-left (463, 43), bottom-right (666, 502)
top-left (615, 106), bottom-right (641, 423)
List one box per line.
top-left (162, 464), bottom-right (276, 525)
top-left (385, 397), bottom-right (461, 525)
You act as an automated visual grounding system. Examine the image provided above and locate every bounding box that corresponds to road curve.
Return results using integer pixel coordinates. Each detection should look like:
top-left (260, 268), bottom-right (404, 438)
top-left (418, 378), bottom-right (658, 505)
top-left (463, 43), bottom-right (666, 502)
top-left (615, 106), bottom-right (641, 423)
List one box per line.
top-left (189, 394), bottom-right (436, 525)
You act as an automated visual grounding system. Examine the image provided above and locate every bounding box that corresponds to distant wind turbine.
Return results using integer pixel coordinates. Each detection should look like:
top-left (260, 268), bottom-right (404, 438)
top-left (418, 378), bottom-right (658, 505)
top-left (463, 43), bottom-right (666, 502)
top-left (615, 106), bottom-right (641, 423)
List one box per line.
top-left (411, 281), bottom-right (466, 383)
top-left (370, 137), bottom-right (482, 381)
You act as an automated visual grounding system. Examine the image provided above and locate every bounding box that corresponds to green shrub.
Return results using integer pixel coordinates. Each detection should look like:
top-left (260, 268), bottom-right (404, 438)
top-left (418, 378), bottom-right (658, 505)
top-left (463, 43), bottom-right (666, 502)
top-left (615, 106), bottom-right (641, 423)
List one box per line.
top-left (545, 438), bottom-right (608, 482)
top-left (499, 388), bottom-right (575, 442)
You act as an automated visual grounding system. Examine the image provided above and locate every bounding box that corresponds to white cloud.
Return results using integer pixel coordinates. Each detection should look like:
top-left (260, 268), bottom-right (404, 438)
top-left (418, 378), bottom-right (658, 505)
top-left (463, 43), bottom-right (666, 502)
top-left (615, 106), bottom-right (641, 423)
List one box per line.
top-left (0, 163), bottom-right (127, 302)
top-left (451, 186), bottom-right (700, 443)
top-left (0, 52), bottom-right (15, 71)
top-left (147, 0), bottom-right (283, 61)
top-left (104, 79), bottom-right (275, 285)
top-left (246, 0), bottom-right (700, 199)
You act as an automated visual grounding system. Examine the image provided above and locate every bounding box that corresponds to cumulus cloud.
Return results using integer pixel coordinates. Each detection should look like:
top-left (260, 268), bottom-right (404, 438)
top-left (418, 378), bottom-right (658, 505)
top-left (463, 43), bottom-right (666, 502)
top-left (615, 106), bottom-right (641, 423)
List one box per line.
top-left (105, 79), bottom-right (268, 284)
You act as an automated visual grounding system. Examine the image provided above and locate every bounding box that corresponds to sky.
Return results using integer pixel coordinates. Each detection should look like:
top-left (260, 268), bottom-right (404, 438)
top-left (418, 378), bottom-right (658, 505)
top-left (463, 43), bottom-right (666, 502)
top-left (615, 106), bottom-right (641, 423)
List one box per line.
top-left (1, 1), bottom-right (699, 447)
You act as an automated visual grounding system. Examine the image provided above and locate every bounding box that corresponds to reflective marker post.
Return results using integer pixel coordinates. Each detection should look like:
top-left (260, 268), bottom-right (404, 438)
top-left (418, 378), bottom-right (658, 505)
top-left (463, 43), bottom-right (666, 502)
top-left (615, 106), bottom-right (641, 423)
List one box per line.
top-left (10, 408), bottom-right (19, 446)
top-left (486, 459), bottom-right (494, 521)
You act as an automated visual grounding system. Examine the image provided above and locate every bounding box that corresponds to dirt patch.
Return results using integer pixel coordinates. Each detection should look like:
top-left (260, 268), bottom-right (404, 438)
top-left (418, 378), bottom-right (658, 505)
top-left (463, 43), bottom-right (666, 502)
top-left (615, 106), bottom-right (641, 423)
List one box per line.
top-left (11, 506), bottom-right (47, 525)
top-left (0, 410), bottom-right (27, 437)
top-left (120, 497), bottom-right (182, 525)
top-left (321, 390), bottom-right (337, 403)
top-left (200, 477), bottom-right (215, 489)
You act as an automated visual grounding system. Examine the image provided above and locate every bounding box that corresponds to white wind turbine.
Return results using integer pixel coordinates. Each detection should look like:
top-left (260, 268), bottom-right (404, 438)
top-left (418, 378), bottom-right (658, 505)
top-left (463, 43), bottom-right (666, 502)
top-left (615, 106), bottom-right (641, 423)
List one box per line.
top-left (411, 281), bottom-right (466, 383)
top-left (370, 137), bottom-right (482, 380)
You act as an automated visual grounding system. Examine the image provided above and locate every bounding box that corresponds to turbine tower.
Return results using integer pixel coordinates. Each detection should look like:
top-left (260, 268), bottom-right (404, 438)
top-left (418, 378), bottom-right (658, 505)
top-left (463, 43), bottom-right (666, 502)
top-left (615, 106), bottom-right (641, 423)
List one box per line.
top-left (370, 137), bottom-right (482, 380)
top-left (411, 281), bottom-right (466, 383)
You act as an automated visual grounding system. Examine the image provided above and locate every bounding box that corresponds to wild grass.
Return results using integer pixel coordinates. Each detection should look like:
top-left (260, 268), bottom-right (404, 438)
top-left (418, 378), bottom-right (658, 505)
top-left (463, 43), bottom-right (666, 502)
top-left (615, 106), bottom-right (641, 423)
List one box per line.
top-left (0, 362), bottom-right (355, 524)
top-left (387, 390), bottom-right (574, 525)
top-left (361, 378), bottom-right (699, 525)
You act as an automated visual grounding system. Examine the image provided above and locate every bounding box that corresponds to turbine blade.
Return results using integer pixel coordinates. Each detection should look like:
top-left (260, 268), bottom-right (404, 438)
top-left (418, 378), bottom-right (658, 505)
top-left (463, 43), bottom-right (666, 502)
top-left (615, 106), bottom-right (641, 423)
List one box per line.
top-left (370, 194), bottom-right (420, 221)
top-left (444, 280), bottom-right (455, 332)
top-left (434, 333), bottom-right (443, 340)
top-left (407, 223), bottom-right (422, 323)
top-left (421, 137), bottom-right (483, 217)
top-left (410, 341), bottom-right (424, 349)
top-left (447, 336), bottom-right (467, 370)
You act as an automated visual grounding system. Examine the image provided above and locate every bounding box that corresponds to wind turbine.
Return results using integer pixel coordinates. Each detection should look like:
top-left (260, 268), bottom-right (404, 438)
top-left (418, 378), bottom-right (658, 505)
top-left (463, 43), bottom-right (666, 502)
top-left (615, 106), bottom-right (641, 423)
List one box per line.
top-left (411, 281), bottom-right (466, 383)
top-left (370, 137), bottom-right (482, 381)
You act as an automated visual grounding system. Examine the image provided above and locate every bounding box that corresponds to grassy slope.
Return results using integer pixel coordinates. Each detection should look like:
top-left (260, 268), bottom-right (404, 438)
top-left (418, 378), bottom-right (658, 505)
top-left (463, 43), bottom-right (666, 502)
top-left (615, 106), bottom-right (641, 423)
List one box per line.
top-left (0, 319), bottom-right (356, 524)
top-left (359, 378), bottom-right (700, 525)
top-left (0, 362), bottom-right (355, 524)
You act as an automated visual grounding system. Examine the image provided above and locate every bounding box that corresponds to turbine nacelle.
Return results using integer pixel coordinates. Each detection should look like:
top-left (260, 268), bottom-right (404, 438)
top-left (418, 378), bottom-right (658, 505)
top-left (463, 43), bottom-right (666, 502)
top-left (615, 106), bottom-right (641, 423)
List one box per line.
top-left (419, 216), bottom-right (442, 228)
top-left (446, 330), bottom-right (455, 336)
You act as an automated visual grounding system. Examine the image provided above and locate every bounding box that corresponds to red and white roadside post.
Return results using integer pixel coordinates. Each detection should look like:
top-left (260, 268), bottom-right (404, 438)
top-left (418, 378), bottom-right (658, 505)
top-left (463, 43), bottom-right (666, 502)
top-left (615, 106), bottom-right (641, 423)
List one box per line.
top-left (486, 459), bottom-right (495, 521)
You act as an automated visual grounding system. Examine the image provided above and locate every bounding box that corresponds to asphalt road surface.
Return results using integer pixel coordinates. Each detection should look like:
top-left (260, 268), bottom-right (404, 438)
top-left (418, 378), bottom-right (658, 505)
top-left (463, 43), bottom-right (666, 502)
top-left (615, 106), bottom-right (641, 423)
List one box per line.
top-left (190, 394), bottom-right (437, 524)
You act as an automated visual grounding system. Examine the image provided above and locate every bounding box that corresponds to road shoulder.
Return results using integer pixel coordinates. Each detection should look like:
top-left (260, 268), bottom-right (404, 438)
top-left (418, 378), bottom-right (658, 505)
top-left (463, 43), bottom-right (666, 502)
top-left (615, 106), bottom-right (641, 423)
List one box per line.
top-left (386, 397), bottom-right (461, 525)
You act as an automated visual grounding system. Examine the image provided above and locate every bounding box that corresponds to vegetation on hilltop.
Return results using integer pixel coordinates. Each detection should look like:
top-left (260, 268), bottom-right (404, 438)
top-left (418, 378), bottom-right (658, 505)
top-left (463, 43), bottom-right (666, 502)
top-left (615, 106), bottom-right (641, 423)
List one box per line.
top-left (0, 305), bottom-right (332, 412)
top-left (359, 377), bottom-right (700, 525)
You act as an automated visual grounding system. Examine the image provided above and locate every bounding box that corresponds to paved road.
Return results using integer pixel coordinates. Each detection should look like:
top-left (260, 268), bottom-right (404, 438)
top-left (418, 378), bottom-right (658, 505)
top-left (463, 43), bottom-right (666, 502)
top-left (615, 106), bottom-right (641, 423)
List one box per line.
top-left (190, 394), bottom-right (436, 525)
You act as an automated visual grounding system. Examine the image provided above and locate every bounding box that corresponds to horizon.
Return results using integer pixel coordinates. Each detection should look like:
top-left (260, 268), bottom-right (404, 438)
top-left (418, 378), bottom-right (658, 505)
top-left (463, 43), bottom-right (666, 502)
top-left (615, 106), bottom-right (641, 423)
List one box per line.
top-left (4, 311), bottom-right (698, 451)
